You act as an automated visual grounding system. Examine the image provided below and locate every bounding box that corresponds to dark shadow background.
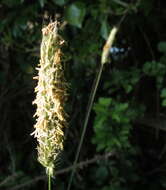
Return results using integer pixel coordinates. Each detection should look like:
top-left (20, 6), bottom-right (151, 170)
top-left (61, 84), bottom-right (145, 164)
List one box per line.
top-left (0, 0), bottom-right (166, 190)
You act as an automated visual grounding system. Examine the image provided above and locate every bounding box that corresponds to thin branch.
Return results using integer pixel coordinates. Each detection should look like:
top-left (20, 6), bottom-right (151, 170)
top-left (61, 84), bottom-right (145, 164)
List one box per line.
top-left (7, 176), bottom-right (46, 190)
top-left (112, 0), bottom-right (129, 8)
top-left (136, 116), bottom-right (166, 132)
top-left (6, 152), bottom-right (114, 190)
top-left (0, 173), bottom-right (20, 187)
top-left (56, 151), bottom-right (115, 175)
top-left (138, 26), bottom-right (156, 61)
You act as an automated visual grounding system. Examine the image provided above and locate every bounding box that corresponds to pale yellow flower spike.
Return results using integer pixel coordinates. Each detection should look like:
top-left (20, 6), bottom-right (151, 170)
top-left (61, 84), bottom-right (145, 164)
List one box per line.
top-left (32, 21), bottom-right (68, 177)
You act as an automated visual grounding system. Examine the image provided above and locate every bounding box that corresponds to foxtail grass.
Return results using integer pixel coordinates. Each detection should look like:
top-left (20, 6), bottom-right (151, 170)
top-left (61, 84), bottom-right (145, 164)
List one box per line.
top-left (32, 21), bottom-right (68, 178)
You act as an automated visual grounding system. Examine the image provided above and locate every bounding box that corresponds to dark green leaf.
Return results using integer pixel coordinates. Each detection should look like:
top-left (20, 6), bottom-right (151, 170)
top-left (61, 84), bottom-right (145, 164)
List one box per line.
top-left (39, 0), bottom-right (46, 8)
top-left (98, 97), bottom-right (112, 106)
top-left (95, 166), bottom-right (108, 182)
top-left (161, 88), bottom-right (166, 98)
top-left (162, 99), bottom-right (166, 107)
top-left (65, 2), bottom-right (86, 28)
top-left (52, 0), bottom-right (66, 6)
top-left (158, 42), bottom-right (166, 53)
top-left (100, 20), bottom-right (110, 40)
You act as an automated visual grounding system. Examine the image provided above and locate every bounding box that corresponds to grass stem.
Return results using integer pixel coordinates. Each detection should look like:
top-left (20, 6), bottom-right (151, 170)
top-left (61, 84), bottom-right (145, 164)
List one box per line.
top-left (48, 172), bottom-right (51, 190)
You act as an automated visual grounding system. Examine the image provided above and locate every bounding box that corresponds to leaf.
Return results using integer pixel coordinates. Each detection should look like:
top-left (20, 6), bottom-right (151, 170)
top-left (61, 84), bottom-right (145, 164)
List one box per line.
top-left (94, 116), bottom-right (106, 130)
top-left (100, 20), bottom-right (110, 40)
top-left (162, 99), bottom-right (166, 107)
top-left (140, 0), bottom-right (154, 16)
top-left (52, 0), bottom-right (66, 6)
top-left (116, 103), bottom-right (128, 112)
top-left (158, 42), bottom-right (166, 53)
top-left (2, 0), bottom-right (21, 6)
top-left (112, 112), bottom-right (120, 122)
top-left (39, 0), bottom-right (45, 8)
top-left (98, 97), bottom-right (112, 106)
top-left (95, 166), bottom-right (108, 182)
top-left (161, 88), bottom-right (166, 98)
top-left (65, 2), bottom-right (86, 28)
top-left (125, 84), bottom-right (132, 93)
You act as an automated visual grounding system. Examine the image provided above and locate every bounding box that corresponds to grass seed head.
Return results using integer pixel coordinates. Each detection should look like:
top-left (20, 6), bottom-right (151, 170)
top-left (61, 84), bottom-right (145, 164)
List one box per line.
top-left (32, 21), bottom-right (68, 176)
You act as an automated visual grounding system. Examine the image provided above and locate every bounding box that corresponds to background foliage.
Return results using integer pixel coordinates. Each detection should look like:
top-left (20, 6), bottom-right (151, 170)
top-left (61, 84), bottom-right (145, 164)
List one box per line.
top-left (0, 0), bottom-right (166, 189)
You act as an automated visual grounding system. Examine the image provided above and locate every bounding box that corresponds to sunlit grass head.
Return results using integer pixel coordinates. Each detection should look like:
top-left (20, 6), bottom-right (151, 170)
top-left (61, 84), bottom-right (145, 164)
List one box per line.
top-left (32, 21), bottom-right (68, 177)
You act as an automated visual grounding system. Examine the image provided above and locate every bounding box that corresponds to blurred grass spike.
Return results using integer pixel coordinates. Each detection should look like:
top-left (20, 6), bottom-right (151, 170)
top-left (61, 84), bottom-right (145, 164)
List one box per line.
top-left (31, 21), bottom-right (68, 177)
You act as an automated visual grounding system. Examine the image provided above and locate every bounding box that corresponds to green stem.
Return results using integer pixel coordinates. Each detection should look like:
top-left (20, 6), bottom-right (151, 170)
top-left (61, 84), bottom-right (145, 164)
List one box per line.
top-left (67, 63), bottom-right (104, 190)
top-left (48, 172), bottom-right (51, 190)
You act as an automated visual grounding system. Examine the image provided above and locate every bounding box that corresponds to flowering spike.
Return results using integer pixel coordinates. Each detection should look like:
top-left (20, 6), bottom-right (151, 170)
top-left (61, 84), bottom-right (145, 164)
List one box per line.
top-left (32, 21), bottom-right (68, 176)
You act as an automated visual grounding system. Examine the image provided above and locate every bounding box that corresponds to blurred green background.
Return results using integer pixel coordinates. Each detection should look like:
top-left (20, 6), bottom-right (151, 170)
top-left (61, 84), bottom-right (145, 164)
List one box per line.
top-left (0, 0), bottom-right (166, 189)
